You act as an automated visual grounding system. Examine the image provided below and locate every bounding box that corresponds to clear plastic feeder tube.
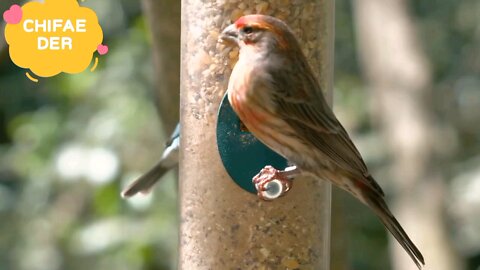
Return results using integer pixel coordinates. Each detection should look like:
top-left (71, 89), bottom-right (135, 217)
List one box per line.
top-left (179, 1), bottom-right (335, 269)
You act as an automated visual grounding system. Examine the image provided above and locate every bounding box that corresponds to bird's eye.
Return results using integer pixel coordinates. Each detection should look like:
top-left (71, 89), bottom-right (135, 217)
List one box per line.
top-left (243, 26), bottom-right (254, 34)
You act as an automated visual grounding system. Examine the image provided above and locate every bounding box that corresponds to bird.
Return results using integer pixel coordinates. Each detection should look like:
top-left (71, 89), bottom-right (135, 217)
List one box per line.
top-left (219, 14), bottom-right (425, 269)
top-left (121, 123), bottom-right (180, 198)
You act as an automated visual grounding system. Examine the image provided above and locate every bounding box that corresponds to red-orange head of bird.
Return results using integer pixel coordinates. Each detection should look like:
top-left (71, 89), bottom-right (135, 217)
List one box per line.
top-left (220, 14), bottom-right (300, 52)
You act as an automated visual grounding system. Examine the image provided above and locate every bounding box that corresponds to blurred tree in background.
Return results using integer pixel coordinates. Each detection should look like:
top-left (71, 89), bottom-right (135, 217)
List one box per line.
top-left (0, 0), bottom-right (479, 270)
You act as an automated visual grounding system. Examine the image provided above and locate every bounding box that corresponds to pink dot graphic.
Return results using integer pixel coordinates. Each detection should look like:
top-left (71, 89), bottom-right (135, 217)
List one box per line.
top-left (97, 44), bottom-right (109, 55)
top-left (3, 5), bottom-right (22, 24)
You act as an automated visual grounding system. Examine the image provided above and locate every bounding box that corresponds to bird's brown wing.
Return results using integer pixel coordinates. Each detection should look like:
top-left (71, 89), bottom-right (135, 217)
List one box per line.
top-left (266, 56), bottom-right (384, 196)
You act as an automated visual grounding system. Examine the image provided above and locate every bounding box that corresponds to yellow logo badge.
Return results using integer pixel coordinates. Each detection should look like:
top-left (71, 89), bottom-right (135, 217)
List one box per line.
top-left (3, 0), bottom-right (106, 80)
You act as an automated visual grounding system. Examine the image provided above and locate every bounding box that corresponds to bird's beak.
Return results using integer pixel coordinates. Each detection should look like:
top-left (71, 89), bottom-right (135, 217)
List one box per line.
top-left (219, 23), bottom-right (238, 44)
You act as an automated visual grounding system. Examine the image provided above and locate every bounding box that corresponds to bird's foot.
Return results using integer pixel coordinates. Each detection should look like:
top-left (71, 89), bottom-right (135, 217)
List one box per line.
top-left (252, 165), bottom-right (299, 200)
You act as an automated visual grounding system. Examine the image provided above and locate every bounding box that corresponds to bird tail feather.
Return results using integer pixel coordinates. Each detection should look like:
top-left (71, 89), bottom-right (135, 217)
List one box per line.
top-left (364, 191), bottom-right (425, 269)
top-left (121, 161), bottom-right (168, 198)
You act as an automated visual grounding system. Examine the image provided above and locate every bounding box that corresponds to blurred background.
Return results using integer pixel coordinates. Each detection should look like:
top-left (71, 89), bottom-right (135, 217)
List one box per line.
top-left (0, 0), bottom-right (479, 269)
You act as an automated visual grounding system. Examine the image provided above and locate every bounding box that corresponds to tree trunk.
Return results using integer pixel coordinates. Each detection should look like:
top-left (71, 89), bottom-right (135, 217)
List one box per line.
top-left (141, 0), bottom-right (181, 133)
top-left (352, 0), bottom-right (463, 269)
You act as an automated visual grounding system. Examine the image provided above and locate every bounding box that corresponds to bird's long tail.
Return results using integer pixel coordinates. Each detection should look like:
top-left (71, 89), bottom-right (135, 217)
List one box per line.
top-left (364, 190), bottom-right (425, 269)
top-left (121, 161), bottom-right (168, 198)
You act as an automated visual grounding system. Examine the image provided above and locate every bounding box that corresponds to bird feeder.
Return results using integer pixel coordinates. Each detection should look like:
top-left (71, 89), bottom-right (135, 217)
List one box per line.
top-left (179, 1), bottom-right (335, 269)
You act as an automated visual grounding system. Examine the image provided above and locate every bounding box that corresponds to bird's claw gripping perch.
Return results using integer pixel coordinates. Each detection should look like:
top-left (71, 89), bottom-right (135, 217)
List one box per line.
top-left (252, 165), bottom-right (299, 200)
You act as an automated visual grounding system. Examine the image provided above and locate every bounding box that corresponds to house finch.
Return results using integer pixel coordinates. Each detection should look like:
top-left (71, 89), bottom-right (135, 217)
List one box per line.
top-left (121, 123), bottom-right (180, 198)
top-left (220, 14), bottom-right (425, 269)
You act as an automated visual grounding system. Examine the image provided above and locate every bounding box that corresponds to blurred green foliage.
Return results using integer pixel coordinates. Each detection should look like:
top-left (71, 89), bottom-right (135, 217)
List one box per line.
top-left (0, 1), bottom-right (177, 270)
top-left (334, 1), bottom-right (480, 270)
top-left (0, 0), bottom-right (479, 270)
